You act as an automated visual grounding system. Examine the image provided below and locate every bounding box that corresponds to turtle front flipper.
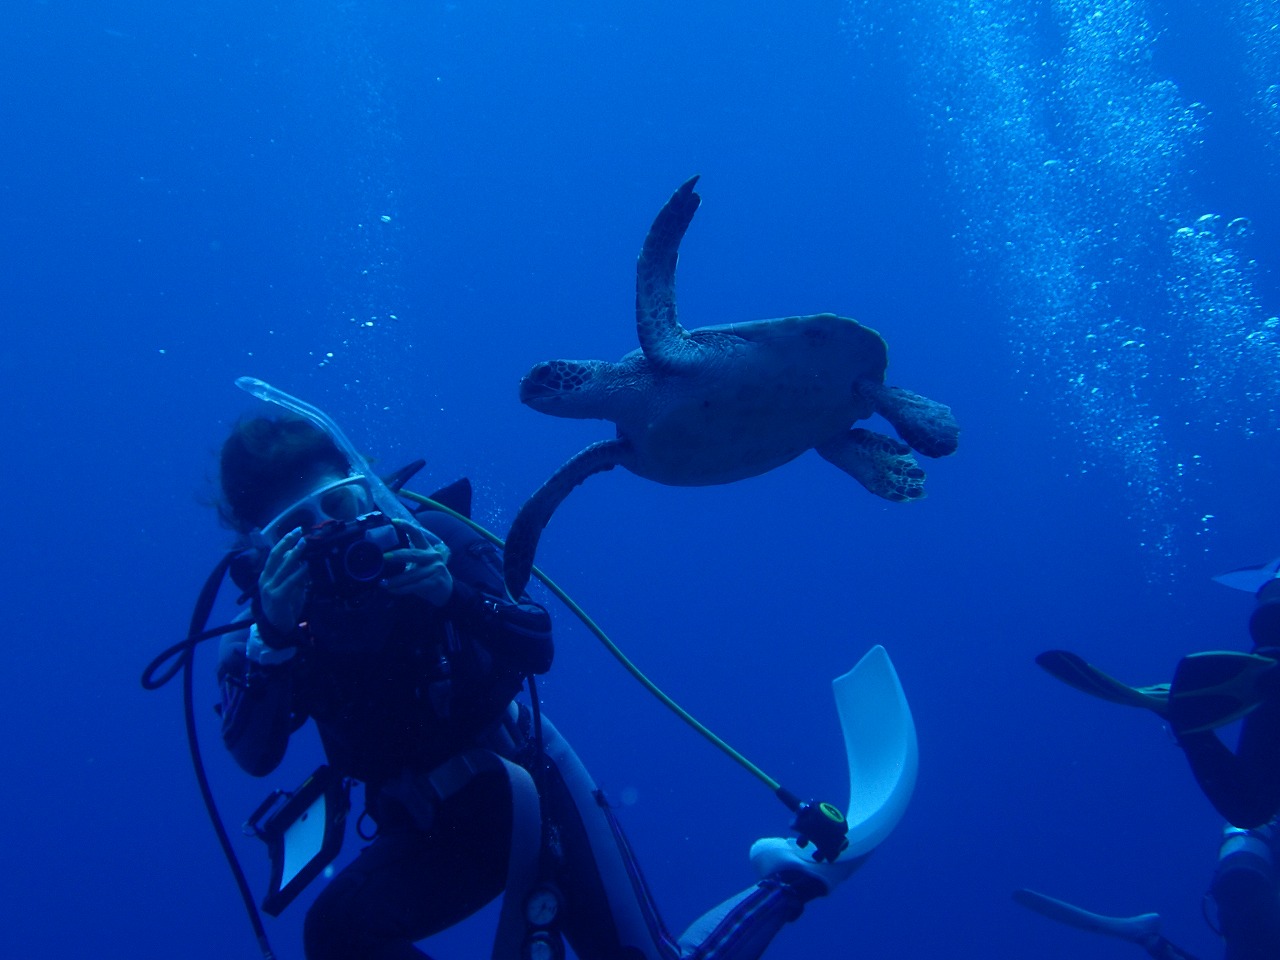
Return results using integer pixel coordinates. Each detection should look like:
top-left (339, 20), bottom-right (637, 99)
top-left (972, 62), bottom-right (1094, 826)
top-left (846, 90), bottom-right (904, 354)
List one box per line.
top-left (864, 384), bottom-right (959, 459)
top-left (816, 428), bottom-right (926, 502)
top-left (503, 438), bottom-right (630, 597)
top-left (636, 176), bottom-right (704, 371)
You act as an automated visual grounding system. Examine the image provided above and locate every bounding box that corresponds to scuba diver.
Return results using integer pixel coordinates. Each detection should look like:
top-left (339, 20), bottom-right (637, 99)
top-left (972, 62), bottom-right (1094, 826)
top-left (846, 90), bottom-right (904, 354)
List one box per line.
top-left (1035, 563), bottom-right (1280, 829)
top-left (1020, 558), bottom-right (1280, 960)
top-left (212, 411), bottom-right (866, 960)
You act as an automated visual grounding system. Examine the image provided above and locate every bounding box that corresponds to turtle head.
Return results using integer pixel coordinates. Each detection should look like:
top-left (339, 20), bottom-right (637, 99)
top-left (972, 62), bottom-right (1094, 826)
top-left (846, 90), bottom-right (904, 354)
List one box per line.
top-left (520, 359), bottom-right (617, 419)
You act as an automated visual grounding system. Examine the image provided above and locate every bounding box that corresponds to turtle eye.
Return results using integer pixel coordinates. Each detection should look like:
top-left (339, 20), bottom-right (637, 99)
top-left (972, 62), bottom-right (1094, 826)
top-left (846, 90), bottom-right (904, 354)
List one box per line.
top-left (528, 363), bottom-right (568, 392)
top-left (521, 364), bottom-right (560, 404)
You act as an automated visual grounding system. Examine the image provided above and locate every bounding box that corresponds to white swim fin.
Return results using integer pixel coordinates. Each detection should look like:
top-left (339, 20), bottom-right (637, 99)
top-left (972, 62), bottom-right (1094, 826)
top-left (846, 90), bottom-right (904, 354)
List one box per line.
top-left (751, 645), bottom-right (918, 892)
top-left (1014, 888), bottom-right (1161, 942)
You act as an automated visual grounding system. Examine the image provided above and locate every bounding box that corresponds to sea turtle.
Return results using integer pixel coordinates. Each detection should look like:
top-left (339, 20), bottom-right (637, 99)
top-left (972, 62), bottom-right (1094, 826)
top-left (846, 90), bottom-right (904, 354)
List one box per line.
top-left (503, 176), bottom-right (959, 597)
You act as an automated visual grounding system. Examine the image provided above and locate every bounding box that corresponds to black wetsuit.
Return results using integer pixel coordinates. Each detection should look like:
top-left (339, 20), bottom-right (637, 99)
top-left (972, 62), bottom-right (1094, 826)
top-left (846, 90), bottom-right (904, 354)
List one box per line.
top-left (1180, 584), bottom-right (1280, 960)
top-left (1180, 688), bottom-right (1280, 830)
top-left (219, 508), bottom-right (553, 959)
top-left (1178, 581), bottom-right (1280, 830)
top-left (220, 507), bottom-right (819, 960)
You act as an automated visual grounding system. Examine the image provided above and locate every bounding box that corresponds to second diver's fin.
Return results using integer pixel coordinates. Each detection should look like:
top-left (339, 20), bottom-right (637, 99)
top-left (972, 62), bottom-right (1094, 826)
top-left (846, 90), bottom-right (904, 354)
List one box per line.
top-left (1168, 650), bottom-right (1278, 735)
top-left (1212, 555), bottom-right (1280, 593)
top-left (1014, 888), bottom-right (1161, 942)
top-left (1035, 650), bottom-right (1170, 716)
top-left (750, 645), bottom-right (918, 893)
top-left (1013, 889), bottom-right (1203, 959)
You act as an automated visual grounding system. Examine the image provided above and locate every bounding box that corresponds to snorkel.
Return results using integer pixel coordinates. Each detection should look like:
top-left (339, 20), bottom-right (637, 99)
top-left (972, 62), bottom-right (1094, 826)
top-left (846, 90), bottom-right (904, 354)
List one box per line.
top-left (234, 377), bottom-right (441, 544)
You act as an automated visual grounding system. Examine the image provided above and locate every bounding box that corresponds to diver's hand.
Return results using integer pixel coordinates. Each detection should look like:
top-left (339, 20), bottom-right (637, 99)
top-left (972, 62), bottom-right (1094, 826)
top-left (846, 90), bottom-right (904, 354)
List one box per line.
top-left (384, 519), bottom-right (453, 606)
top-left (246, 623), bottom-right (296, 666)
top-left (258, 527), bottom-right (309, 636)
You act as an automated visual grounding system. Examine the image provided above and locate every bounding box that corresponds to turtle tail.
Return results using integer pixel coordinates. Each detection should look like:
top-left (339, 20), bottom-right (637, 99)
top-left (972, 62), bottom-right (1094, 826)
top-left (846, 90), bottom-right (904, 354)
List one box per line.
top-left (503, 439), bottom-right (628, 598)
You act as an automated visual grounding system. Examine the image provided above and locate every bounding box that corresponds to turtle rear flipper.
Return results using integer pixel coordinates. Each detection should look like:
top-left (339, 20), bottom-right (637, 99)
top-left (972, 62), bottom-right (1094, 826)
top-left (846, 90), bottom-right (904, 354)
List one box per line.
top-left (866, 384), bottom-right (959, 459)
top-left (503, 439), bottom-right (630, 597)
top-left (816, 428), bottom-right (925, 502)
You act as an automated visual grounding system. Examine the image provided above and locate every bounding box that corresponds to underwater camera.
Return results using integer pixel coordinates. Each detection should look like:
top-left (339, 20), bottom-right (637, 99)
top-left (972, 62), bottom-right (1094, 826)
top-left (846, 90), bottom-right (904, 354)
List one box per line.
top-left (302, 513), bottom-right (407, 598)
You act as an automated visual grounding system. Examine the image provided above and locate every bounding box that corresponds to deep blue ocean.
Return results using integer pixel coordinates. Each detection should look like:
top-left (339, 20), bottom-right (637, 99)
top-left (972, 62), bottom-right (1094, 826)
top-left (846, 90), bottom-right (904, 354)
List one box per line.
top-left (5, 1), bottom-right (1280, 957)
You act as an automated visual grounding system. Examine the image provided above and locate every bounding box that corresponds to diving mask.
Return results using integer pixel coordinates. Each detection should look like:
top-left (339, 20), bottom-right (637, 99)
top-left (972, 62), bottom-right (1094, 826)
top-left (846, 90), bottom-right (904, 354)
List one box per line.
top-left (260, 475), bottom-right (377, 545)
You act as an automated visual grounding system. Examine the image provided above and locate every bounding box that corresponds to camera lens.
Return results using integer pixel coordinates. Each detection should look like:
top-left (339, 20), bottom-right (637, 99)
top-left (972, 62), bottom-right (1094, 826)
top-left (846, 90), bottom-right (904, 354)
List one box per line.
top-left (342, 538), bottom-right (386, 582)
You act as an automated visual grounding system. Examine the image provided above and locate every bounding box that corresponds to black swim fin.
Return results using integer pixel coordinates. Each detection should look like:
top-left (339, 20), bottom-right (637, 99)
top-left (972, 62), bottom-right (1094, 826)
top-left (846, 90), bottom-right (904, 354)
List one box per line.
top-left (1168, 651), bottom-right (1277, 735)
top-left (1035, 650), bottom-right (1170, 716)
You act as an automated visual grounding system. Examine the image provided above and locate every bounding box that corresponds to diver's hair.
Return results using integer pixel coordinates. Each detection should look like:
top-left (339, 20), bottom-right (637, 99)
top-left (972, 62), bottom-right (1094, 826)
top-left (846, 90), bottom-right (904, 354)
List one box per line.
top-left (217, 416), bottom-right (349, 533)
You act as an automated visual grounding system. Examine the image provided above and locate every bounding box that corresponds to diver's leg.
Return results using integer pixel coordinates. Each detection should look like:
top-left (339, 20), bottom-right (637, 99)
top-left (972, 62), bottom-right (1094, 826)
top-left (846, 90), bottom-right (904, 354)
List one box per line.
top-left (539, 716), bottom-right (815, 960)
top-left (304, 825), bottom-right (439, 960)
top-left (670, 875), bottom-right (816, 959)
top-left (1181, 695), bottom-right (1280, 829)
top-left (1227, 692), bottom-right (1280, 823)
top-left (1187, 592), bottom-right (1280, 827)
top-left (303, 776), bottom-right (509, 960)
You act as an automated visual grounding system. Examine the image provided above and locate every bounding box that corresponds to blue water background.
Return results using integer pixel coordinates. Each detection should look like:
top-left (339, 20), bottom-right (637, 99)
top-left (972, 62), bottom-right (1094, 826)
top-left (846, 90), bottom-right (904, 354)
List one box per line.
top-left (4, 1), bottom-right (1280, 957)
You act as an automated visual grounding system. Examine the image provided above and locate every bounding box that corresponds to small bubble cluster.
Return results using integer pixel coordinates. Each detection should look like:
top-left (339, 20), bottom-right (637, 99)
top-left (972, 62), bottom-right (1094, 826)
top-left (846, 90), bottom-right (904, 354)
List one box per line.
top-left (1167, 214), bottom-right (1273, 434)
top-left (1240, 0), bottom-right (1280, 159)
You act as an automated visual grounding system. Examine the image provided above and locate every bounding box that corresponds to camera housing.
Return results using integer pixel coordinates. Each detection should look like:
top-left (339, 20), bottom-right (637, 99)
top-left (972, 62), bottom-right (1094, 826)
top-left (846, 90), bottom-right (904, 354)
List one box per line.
top-left (301, 513), bottom-right (408, 598)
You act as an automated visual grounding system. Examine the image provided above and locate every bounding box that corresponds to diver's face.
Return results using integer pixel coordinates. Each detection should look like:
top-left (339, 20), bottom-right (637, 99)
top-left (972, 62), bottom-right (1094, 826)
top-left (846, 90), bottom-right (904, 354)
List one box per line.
top-left (259, 470), bottom-right (374, 542)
